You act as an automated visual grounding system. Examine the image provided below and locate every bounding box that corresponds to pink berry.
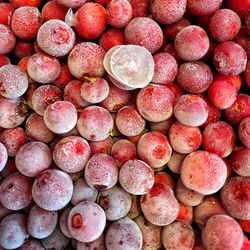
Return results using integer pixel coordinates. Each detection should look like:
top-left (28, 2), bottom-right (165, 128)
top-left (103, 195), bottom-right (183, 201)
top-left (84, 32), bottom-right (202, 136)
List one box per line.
top-left (194, 195), bottom-right (227, 228)
top-left (27, 205), bottom-right (58, 239)
top-left (14, 40), bottom-right (35, 59)
top-left (169, 121), bottom-right (202, 154)
top-left (224, 94), bottom-right (250, 126)
top-left (37, 19), bottom-right (75, 57)
top-left (111, 139), bottom-right (137, 166)
top-left (119, 159), bottom-right (154, 195)
top-left (137, 131), bottom-right (172, 169)
top-left (100, 83), bottom-right (130, 112)
top-left (77, 235), bottom-right (105, 250)
top-left (0, 127), bottom-right (27, 157)
top-left (213, 41), bottom-right (247, 76)
top-left (0, 173), bottom-right (33, 210)
top-left (180, 150), bottom-right (227, 195)
top-left (208, 9), bottom-right (241, 42)
top-left (42, 0), bottom-right (68, 22)
top-left (134, 215), bottom-right (162, 250)
top-left (31, 85), bottom-right (62, 116)
top-left (202, 121), bottom-right (236, 158)
top-left (25, 113), bottom-right (54, 143)
top-left (74, 3), bottom-right (107, 40)
top-left (150, 0), bottom-right (187, 24)
top-left (177, 61), bottom-right (213, 94)
top-left (59, 206), bottom-right (73, 238)
top-left (129, 0), bottom-right (150, 18)
top-left (15, 141), bottom-right (52, 177)
top-left (0, 3), bottom-right (14, 26)
top-left (0, 96), bottom-right (28, 129)
top-left (162, 220), bottom-right (195, 249)
top-left (124, 17), bottom-right (163, 53)
top-left (27, 53), bottom-right (61, 83)
top-left (68, 201), bottom-right (106, 243)
top-left (167, 151), bottom-right (187, 174)
top-left (53, 136), bottom-right (91, 173)
top-left (175, 25), bottom-right (210, 61)
top-left (85, 153), bottom-right (118, 190)
top-left (152, 52), bottom-right (178, 84)
top-left (176, 178), bottom-right (204, 207)
top-left (230, 147), bottom-right (250, 177)
top-left (174, 94), bottom-right (209, 126)
top-left (77, 106), bottom-right (113, 141)
top-left (0, 65), bottom-right (28, 99)
top-left (9, 0), bottom-right (41, 8)
top-left (68, 42), bottom-right (106, 79)
top-left (107, 0), bottom-right (132, 28)
top-left (89, 136), bottom-right (113, 155)
top-left (149, 116), bottom-right (176, 135)
top-left (208, 80), bottom-right (237, 109)
top-left (0, 24), bottom-right (16, 54)
top-left (225, 0), bottom-right (250, 18)
top-left (187, 0), bottom-right (222, 15)
top-left (44, 101), bottom-right (77, 134)
top-left (10, 6), bottom-right (42, 39)
top-left (136, 84), bottom-right (175, 122)
top-left (141, 183), bottom-right (179, 226)
top-left (0, 213), bottom-right (29, 249)
top-left (32, 169), bottom-right (73, 211)
top-left (97, 185), bottom-right (132, 221)
top-left (202, 215), bottom-right (244, 250)
top-left (198, 93), bottom-right (221, 127)
top-left (105, 217), bottom-right (142, 250)
top-left (80, 77), bottom-right (109, 104)
top-left (99, 28), bottom-right (124, 51)
top-left (0, 55), bottom-right (10, 68)
top-left (239, 117), bottom-right (250, 148)
top-left (115, 105), bottom-right (145, 137)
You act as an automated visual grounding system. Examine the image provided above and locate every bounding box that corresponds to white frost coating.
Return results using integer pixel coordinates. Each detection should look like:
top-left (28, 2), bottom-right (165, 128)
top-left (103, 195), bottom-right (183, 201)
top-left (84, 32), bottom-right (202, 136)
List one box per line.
top-left (65, 8), bottom-right (76, 27)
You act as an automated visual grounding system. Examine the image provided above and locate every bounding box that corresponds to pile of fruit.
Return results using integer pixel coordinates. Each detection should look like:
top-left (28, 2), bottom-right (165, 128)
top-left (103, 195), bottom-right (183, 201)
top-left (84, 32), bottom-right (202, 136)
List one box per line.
top-left (0, 0), bottom-right (249, 249)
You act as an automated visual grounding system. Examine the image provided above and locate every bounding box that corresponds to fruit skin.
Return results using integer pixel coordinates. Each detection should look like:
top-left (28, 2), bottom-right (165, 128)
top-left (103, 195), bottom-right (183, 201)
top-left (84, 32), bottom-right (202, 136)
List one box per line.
top-left (187, 0), bottom-right (222, 15)
top-left (213, 41), bottom-right (247, 76)
top-left (180, 150), bottom-right (227, 195)
top-left (208, 9), bottom-right (241, 42)
top-left (202, 214), bottom-right (244, 250)
top-left (174, 25), bottom-right (210, 61)
top-left (106, 0), bottom-right (133, 29)
top-left (150, 0), bottom-right (187, 24)
top-left (105, 216), bottom-right (143, 250)
top-left (75, 3), bottom-right (107, 40)
top-left (124, 17), bottom-right (164, 54)
top-left (68, 42), bottom-right (106, 79)
top-left (0, 3), bottom-right (14, 26)
top-left (221, 176), bottom-right (250, 220)
top-left (68, 201), bottom-right (106, 243)
top-left (137, 131), bottom-right (172, 169)
top-left (10, 6), bottom-right (42, 39)
top-left (140, 183), bottom-right (179, 226)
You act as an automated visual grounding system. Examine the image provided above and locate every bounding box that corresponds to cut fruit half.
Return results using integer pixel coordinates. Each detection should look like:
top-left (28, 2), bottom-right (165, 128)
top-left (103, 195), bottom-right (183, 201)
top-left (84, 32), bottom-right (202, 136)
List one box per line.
top-left (103, 45), bottom-right (154, 90)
